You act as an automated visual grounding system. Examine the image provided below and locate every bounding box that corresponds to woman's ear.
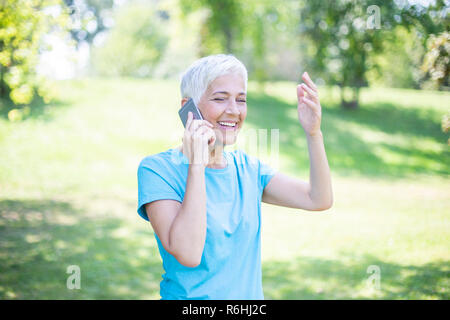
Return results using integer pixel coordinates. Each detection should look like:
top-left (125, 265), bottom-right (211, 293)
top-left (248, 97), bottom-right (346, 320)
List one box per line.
top-left (181, 97), bottom-right (189, 107)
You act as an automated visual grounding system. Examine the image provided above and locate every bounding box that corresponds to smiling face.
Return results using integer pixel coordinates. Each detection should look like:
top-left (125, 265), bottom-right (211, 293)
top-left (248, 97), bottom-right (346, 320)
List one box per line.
top-left (187, 73), bottom-right (247, 146)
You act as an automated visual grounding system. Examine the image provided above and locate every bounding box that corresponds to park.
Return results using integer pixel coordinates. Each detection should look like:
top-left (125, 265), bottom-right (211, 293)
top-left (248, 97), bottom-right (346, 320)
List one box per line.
top-left (0, 0), bottom-right (448, 300)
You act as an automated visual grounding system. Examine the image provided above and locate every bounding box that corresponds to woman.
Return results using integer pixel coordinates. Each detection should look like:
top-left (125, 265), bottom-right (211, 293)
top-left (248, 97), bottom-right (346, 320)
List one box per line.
top-left (137, 54), bottom-right (333, 300)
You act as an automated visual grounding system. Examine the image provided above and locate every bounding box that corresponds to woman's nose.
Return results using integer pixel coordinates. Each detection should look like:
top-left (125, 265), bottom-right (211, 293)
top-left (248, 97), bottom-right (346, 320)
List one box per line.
top-left (226, 100), bottom-right (240, 115)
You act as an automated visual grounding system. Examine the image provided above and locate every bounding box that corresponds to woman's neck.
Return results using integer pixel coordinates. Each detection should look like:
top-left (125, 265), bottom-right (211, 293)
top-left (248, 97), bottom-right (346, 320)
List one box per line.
top-left (208, 144), bottom-right (226, 169)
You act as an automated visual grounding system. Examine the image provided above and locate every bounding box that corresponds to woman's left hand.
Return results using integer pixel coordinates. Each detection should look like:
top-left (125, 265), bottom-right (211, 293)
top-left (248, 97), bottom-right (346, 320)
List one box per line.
top-left (296, 72), bottom-right (322, 137)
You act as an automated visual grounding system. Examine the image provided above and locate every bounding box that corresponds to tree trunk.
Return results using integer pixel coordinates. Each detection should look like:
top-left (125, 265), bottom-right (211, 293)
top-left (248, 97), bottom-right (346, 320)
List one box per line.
top-left (0, 65), bottom-right (4, 99)
top-left (340, 86), bottom-right (360, 109)
top-left (198, 22), bottom-right (209, 57)
top-left (224, 26), bottom-right (233, 53)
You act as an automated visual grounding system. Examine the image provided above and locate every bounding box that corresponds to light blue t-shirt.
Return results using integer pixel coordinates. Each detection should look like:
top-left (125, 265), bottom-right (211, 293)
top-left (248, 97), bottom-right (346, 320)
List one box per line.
top-left (137, 147), bottom-right (276, 300)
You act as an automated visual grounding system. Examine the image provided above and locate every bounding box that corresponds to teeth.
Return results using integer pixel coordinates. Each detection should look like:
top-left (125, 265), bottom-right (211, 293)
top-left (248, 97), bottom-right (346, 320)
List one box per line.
top-left (218, 122), bottom-right (236, 127)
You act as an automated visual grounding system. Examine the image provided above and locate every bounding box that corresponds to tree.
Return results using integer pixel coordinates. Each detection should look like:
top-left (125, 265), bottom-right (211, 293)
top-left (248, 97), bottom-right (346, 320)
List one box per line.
top-left (90, 1), bottom-right (169, 77)
top-left (63, 0), bottom-right (115, 48)
top-left (240, 1), bottom-right (299, 84)
top-left (178, 0), bottom-right (297, 84)
top-left (0, 0), bottom-right (70, 119)
top-left (299, 0), bottom-right (400, 109)
top-left (397, 0), bottom-right (448, 90)
top-left (179, 0), bottom-right (244, 56)
top-left (368, 25), bottom-right (425, 89)
top-left (300, 0), bottom-right (449, 108)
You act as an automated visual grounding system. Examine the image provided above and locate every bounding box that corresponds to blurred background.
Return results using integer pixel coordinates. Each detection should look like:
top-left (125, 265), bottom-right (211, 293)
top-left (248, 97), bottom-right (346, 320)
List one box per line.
top-left (0, 0), bottom-right (448, 299)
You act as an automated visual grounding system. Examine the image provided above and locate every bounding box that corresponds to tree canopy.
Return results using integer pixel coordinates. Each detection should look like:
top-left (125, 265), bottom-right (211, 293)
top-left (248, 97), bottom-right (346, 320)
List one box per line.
top-left (0, 0), bottom-right (70, 117)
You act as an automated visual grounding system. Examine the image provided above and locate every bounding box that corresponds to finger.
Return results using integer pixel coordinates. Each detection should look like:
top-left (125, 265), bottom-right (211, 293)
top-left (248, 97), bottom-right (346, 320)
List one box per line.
top-left (191, 120), bottom-right (213, 134)
top-left (192, 124), bottom-right (210, 138)
top-left (201, 127), bottom-right (216, 144)
top-left (200, 120), bottom-right (214, 131)
top-left (186, 111), bottom-right (193, 130)
top-left (202, 120), bottom-right (214, 128)
top-left (199, 126), bottom-right (216, 141)
top-left (205, 127), bottom-right (216, 144)
top-left (297, 85), bottom-right (304, 102)
top-left (302, 72), bottom-right (317, 91)
top-left (193, 126), bottom-right (211, 142)
top-left (208, 133), bottom-right (216, 146)
top-left (302, 72), bottom-right (317, 92)
top-left (189, 119), bottom-right (203, 134)
top-left (302, 96), bottom-right (320, 112)
top-left (300, 83), bottom-right (318, 101)
top-left (184, 114), bottom-right (193, 138)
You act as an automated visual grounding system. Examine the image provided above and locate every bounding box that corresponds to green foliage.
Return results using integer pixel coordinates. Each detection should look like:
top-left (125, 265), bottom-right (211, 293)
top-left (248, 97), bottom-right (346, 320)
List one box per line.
top-left (90, 1), bottom-right (168, 77)
top-left (299, 0), bottom-right (399, 106)
top-left (179, 0), bottom-right (244, 55)
top-left (298, 0), bottom-right (448, 106)
top-left (368, 26), bottom-right (425, 89)
top-left (240, 1), bottom-right (299, 83)
top-left (422, 32), bottom-right (449, 90)
top-left (179, 0), bottom-right (299, 83)
top-left (0, 0), bottom-right (69, 116)
top-left (398, 0), bottom-right (448, 43)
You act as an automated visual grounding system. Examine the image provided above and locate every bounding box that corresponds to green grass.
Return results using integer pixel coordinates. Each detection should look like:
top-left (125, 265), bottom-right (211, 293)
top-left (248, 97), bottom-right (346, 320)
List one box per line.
top-left (0, 78), bottom-right (448, 299)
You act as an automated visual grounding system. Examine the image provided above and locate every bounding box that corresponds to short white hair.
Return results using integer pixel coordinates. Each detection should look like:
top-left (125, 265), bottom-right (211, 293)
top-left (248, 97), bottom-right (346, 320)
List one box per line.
top-left (180, 54), bottom-right (248, 105)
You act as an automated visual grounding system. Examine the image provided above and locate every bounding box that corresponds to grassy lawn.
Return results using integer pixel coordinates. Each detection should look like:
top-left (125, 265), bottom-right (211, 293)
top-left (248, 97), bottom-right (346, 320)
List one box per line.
top-left (0, 78), bottom-right (448, 299)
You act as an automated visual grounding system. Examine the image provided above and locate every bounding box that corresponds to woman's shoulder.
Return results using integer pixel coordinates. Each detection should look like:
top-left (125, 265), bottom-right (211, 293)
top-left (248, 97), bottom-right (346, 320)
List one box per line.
top-left (138, 147), bottom-right (183, 171)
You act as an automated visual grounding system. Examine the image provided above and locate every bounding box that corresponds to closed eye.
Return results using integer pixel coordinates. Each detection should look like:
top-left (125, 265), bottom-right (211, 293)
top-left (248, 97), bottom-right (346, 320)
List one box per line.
top-left (212, 98), bottom-right (246, 103)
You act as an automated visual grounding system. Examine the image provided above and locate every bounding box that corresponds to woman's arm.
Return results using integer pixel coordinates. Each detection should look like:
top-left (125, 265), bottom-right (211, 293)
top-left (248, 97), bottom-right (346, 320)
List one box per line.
top-left (145, 166), bottom-right (206, 268)
top-left (262, 132), bottom-right (333, 210)
top-left (306, 129), bottom-right (333, 209)
top-left (145, 112), bottom-right (215, 268)
top-left (262, 72), bottom-right (333, 211)
top-left (168, 164), bottom-right (207, 266)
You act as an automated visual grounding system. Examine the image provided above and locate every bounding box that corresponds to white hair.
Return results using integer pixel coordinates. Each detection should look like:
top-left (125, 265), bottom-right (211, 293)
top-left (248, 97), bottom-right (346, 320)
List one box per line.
top-left (180, 54), bottom-right (248, 105)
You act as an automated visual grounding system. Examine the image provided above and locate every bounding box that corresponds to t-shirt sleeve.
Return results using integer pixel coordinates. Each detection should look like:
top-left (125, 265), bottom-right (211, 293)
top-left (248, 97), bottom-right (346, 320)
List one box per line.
top-left (238, 150), bottom-right (277, 193)
top-left (137, 158), bottom-right (182, 221)
top-left (259, 158), bottom-right (277, 191)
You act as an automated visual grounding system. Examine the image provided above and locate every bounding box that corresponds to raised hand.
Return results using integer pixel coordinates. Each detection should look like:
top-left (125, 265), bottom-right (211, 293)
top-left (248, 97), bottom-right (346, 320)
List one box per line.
top-left (296, 72), bottom-right (322, 137)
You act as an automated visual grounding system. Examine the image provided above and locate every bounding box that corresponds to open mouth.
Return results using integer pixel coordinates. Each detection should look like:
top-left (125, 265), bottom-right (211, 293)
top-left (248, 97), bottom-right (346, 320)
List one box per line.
top-left (217, 121), bottom-right (238, 130)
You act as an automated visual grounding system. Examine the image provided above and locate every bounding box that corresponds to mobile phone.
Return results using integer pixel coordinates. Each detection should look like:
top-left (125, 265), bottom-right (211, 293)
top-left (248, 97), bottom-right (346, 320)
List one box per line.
top-left (178, 98), bottom-right (203, 128)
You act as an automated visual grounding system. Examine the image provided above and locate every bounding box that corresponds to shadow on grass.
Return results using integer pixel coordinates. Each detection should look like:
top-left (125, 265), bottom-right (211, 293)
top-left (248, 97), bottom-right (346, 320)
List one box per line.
top-left (325, 101), bottom-right (445, 139)
top-left (0, 199), bottom-right (162, 299)
top-left (262, 254), bottom-right (449, 299)
top-left (245, 91), bottom-right (449, 179)
top-left (1, 199), bottom-right (448, 300)
top-left (0, 95), bottom-right (70, 122)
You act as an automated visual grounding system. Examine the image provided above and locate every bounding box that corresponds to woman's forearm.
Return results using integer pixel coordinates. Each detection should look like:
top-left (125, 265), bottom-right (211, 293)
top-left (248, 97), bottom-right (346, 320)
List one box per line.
top-left (168, 164), bottom-right (207, 267)
top-left (306, 131), bottom-right (333, 209)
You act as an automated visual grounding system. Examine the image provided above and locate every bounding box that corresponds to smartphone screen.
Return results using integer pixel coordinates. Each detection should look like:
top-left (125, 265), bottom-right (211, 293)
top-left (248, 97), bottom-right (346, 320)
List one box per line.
top-left (178, 98), bottom-right (203, 128)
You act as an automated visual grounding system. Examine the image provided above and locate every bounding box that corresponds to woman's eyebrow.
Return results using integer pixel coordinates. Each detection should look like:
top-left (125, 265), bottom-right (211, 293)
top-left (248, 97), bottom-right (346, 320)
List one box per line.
top-left (212, 91), bottom-right (246, 96)
top-left (212, 91), bottom-right (229, 95)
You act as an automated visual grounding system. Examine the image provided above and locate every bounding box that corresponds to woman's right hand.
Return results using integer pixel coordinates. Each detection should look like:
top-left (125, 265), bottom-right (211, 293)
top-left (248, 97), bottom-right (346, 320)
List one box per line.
top-left (183, 112), bottom-right (216, 167)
